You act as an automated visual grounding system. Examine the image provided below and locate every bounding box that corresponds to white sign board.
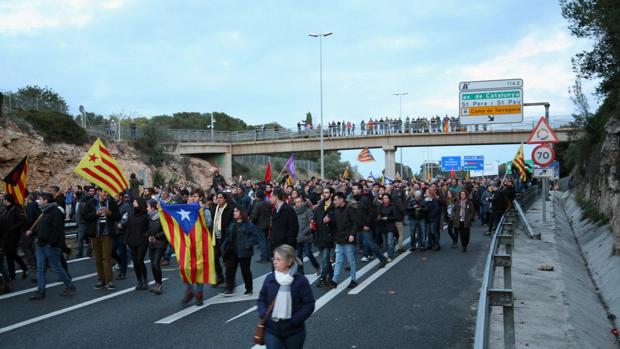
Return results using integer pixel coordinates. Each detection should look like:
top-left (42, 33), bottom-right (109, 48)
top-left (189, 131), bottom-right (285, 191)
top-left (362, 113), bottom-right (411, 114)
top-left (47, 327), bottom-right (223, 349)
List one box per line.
top-left (470, 162), bottom-right (499, 177)
top-left (533, 167), bottom-right (554, 178)
top-left (459, 78), bottom-right (523, 125)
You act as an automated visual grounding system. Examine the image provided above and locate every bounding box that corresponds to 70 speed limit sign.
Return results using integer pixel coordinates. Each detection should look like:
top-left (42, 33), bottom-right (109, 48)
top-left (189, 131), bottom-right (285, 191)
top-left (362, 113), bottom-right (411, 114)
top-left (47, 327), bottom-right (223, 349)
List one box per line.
top-left (532, 144), bottom-right (555, 167)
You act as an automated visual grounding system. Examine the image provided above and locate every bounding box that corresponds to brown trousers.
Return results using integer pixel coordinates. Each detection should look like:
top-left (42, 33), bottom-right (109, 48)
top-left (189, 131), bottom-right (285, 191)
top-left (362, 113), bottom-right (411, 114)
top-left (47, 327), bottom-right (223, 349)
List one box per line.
top-left (92, 235), bottom-right (114, 284)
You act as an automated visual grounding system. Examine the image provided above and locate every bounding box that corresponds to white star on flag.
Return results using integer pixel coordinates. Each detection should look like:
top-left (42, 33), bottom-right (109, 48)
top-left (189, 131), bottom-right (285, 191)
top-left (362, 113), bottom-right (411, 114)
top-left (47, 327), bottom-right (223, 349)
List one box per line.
top-left (177, 209), bottom-right (191, 221)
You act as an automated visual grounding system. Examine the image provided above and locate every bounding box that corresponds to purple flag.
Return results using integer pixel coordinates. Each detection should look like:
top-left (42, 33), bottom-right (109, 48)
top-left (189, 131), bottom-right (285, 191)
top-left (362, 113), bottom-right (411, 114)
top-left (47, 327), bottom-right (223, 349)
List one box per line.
top-left (286, 154), bottom-right (296, 180)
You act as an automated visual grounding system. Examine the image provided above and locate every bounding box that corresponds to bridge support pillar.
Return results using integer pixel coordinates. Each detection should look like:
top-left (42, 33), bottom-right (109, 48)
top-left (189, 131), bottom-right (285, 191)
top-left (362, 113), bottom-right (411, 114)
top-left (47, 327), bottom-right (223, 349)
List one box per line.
top-left (383, 146), bottom-right (396, 179)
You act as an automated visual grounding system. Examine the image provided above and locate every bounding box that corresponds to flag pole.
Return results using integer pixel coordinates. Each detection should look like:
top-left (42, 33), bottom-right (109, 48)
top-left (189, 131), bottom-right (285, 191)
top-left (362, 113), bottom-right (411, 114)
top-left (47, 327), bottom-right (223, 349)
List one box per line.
top-left (274, 161), bottom-right (289, 183)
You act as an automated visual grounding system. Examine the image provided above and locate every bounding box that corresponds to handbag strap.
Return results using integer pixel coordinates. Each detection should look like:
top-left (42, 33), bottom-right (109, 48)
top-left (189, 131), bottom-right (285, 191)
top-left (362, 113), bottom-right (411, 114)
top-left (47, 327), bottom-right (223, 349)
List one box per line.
top-left (260, 297), bottom-right (277, 325)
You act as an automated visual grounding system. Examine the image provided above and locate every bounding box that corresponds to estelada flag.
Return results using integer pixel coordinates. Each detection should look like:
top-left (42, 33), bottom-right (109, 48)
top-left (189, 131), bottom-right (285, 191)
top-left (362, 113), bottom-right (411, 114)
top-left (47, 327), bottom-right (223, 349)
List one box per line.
top-left (74, 138), bottom-right (129, 196)
top-left (264, 159), bottom-right (272, 183)
top-left (357, 148), bottom-right (375, 162)
top-left (342, 166), bottom-right (350, 179)
top-left (511, 143), bottom-right (527, 182)
top-left (2, 156), bottom-right (28, 207)
top-left (159, 202), bottom-right (216, 285)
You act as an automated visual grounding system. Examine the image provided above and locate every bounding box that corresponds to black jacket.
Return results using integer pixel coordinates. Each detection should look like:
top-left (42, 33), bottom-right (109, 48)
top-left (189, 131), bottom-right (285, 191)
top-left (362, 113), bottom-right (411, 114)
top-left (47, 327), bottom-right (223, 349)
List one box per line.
top-left (36, 203), bottom-right (65, 248)
top-left (125, 199), bottom-right (149, 246)
top-left (147, 211), bottom-right (166, 249)
top-left (353, 193), bottom-right (376, 230)
top-left (222, 221), bottom-right (259, 258)
top-left (333, 203), bottom-right (356, 245)
top-left (82, 196), bottom-right (121, 238)
top-left (210, 203), bottom-right (235, 239)
top-left (250, 199), bottom-right (272, 231)
top-left (270, 203), bottom-right (299, 249)
top-left (4, 204), bottom-right (25, 242)
top-left (313, 200), bottom-right (336, 249)
top-left (377, 204), bottom-right (398, 236)
top-left (405, 198), bottom-right (427, 220)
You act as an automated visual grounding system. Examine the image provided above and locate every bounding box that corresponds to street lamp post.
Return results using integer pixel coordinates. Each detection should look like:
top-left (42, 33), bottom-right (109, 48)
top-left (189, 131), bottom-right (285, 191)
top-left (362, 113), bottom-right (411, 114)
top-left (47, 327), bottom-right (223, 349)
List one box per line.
top-left (394, 92), bottom-right (408, 177)
top-left (309, 32), bottom-right (333, 180)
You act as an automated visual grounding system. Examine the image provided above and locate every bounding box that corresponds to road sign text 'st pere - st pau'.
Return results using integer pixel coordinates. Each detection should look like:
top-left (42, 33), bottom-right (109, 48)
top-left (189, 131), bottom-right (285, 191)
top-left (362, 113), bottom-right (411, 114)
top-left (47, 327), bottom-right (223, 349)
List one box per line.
top-left (459, 78), bottom-right (523, 124)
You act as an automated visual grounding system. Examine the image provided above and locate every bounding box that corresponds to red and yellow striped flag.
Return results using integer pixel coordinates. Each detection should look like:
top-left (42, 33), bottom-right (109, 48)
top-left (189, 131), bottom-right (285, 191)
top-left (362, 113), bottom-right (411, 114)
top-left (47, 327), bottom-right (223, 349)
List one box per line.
top-left (2, 156), bottom-right (28, 207)
top-left (159, 202), bottom-right (216, 284)
top-left (511, 143), bottom-right (527, 182)
top-left (357, 148), bottom-right (375, 162)
top-left (74, 138), bottom-right (129, 196)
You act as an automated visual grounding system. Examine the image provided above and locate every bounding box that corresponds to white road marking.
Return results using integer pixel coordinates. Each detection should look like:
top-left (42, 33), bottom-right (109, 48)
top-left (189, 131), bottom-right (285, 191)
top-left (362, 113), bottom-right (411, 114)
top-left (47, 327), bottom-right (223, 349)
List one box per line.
top-left (348, 248), bottom-right (412, 295)
top-left (0, 273), bottom-right (98, 301)
top-left (0, 278), bottom-right (167, 334)
top-left (155, 252), bottom-right (320, 324)
top-left (224, 274), bottom-right (319, 324)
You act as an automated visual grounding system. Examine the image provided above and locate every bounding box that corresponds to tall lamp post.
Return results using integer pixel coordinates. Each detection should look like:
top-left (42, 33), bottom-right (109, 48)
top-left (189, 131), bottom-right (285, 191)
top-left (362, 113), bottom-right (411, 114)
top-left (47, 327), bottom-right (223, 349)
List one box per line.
top-left (394, 92), bottom-right (408, 178)
top-left (309, 32), bottom-right (333, 179)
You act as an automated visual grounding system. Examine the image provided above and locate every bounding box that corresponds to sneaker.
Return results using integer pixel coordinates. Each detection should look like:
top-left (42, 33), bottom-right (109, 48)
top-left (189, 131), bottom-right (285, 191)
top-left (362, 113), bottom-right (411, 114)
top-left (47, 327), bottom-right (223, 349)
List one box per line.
top-left (326, 280), bottom-right (337, 289)
top-left (93, 281), bottom-right (105, 290)
top-left (220, 290), bottom-right (234, 297)
top-left (386, 258), bottom-right (392, 263)
top-left (29, 292), bottom-right (46, 300)
top-left (160, 259), bottom-right (170, 266)
top-left (152, 283), bottom-right (162, 295)
top-left (135, 282), bottom-right (147, 291)
top-left (243, 290), bottom-right (252, 296)
top-left (317, 278), bottom-right (325, 288)
top-left (360, 256), bottom-right (369, 262)
top-left (60, 286), bottom-right (77, 297)
top-left (409, 247), bottom-right (416, 252)
top-left (112, 264), bottom-right (120, 272)
top-left (106, 283), bottom-right (116, 291)
top-left (378, 261), bottom-right (387, 269)
top-left (347, 281), bottom-right (358, 289)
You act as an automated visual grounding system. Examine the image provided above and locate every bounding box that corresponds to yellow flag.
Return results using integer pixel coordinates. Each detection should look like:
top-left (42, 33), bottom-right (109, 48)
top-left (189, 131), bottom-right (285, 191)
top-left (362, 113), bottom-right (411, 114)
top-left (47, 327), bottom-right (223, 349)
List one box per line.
top-left (74, 138), bottom-right (129, 196)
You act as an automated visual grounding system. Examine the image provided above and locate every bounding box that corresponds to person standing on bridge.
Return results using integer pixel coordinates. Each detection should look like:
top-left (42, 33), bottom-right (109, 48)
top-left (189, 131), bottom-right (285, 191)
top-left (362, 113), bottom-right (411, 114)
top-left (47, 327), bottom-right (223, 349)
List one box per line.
top-left (453, 190), bottom-right (475, 252)
top-left (258, 244), bottom-right (315, 349)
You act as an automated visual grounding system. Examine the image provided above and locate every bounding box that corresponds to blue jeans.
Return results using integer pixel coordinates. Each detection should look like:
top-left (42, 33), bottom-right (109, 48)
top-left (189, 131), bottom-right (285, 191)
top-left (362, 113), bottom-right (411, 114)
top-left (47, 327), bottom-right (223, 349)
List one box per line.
top-left (36, 245), bottom-right (74, 294)
top-left (319, 247), bottom-right (333, 280)
top-left (113, 234), bottom-right (128, 275)
top-left (359, 231), bottom-right (386, 262)
top-left (410, 218), bottom-right (426, 248)
top-left (382, 232), bottom-right (395, 259)
top-left (257, 229), bottom-right (271, 261)
top-left (76, 223), bottom-right (91, 257)
top-left (332, 244), bottom-right (356, 283)
top-left (356, 232), bottom-right (371, 258)
top-left (427, 221), bottom-right (440, 248)
top-left (296, 242), bottom-right (319, 271)
top-left (264, 329), bottom-right (306, 349)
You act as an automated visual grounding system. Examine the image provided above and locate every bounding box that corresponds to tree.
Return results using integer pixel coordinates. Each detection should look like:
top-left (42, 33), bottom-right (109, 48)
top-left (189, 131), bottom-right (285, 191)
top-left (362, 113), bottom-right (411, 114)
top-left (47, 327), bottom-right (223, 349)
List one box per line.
top-left (12, 85), bottom-right (69, 113)
top-left (323, 151), bottom-right (352, 180)
top-left (134, 122), bottom-right (171, 166)
top-left (305, 112), bottom-right (313, 127)
top-left (560, 0), bottom-right (620, 95)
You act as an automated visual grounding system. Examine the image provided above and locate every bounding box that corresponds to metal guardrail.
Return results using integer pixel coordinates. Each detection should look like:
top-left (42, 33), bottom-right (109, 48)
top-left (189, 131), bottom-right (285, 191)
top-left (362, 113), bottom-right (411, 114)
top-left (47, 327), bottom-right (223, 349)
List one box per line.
top-left (513, 199), bottom-right (539, 240)
top-left (474, 209), bottom-right (516, 349)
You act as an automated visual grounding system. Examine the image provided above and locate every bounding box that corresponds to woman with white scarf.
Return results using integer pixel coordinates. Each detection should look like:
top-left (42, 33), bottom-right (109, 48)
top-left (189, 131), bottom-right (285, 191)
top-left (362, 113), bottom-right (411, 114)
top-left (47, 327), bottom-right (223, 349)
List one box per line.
top-left (257, 245), bottom-right (315, 348)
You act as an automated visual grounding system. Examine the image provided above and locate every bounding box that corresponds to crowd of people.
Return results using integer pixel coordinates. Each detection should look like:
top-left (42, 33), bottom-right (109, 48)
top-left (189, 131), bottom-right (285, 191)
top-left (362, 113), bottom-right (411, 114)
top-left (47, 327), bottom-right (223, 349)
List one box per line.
top-left (297, 115), bottom-right (474, 138)
top-left (0, 170), bottom-right (519, 347)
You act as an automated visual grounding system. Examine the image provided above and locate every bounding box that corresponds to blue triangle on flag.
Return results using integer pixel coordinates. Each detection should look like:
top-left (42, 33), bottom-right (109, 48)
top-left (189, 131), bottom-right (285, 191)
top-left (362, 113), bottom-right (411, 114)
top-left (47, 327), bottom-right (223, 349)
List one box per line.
top-left (160, 202), bottom-right (201, 235)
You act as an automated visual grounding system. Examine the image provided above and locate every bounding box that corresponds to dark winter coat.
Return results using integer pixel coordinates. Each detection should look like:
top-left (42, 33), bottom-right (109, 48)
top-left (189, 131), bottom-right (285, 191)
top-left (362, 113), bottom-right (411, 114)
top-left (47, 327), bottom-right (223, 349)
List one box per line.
top-left (222, 221), bottom-right (259, 258)
top-left (294, 203), bottom-right (314, 244)
top-left (270, 203), bottom-right (299, 249)
top-left (313, 200), bottom-right (336, 249)
top-left (124, 199), bottom-right (149, 246)
top-left (333, 203), bottom-right (356, 244)
top-left (35, 203), bottom-right (65, 248)
top-left (82, 196), bottom-right (120, 238)
top-left (405, 197), bottom-right (428, 220)
top-left (257, 271), bottom-right (315, 338)
top-left (377, 203), bottom-right (398, 235)
top-left (4, 204), bottom-right (25, 242)
top-left (453, 199), bottom-right (476, 228)
top-left (147, 210), bottom-right (167, 249)
top-left (250, 199), bottom-right (272, 232)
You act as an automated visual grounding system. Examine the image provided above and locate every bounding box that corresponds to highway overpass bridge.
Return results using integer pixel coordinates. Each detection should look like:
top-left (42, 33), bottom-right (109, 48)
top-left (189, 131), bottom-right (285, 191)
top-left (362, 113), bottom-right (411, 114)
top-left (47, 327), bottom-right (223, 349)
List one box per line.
top-left (166, 127), bottom-right (578, 179)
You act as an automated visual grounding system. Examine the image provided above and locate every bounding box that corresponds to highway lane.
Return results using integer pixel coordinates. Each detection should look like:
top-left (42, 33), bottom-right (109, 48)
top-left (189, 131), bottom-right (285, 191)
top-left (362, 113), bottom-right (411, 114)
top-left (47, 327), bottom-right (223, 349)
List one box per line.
top-left (0, 225), bottom-right (490, 348)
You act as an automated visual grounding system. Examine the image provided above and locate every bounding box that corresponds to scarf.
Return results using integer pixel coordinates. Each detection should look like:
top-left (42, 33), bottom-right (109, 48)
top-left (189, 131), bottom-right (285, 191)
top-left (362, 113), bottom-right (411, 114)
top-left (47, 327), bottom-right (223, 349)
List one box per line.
top-left (459, 199), bottom-right (467, 221)
top-left (272, 263), bottom-right (297, 322)
top-left (213, 203), bottom-right (227, 242)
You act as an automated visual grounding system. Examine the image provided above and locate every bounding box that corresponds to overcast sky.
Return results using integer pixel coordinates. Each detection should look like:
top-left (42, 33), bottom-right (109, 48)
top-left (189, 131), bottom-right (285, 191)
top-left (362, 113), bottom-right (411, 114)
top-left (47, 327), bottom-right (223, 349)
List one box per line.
top-left (0, 0), bottom-right (598, 177)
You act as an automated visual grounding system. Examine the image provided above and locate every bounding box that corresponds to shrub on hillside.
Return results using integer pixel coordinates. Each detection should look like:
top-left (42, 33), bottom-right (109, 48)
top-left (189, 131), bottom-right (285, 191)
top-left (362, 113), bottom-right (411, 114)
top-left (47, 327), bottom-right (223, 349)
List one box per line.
top-left (134, 122), bottom-right (171, 166)
top-left (8, 110), bottom-right (88, 145)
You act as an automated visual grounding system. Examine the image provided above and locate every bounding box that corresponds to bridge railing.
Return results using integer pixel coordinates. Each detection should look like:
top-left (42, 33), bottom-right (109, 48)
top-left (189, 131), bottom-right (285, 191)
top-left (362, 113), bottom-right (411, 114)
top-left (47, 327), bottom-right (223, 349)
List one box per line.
top-left (474, 209), bottom-right (516, 349)
top-left (86, 115), bottom-right (575, 144)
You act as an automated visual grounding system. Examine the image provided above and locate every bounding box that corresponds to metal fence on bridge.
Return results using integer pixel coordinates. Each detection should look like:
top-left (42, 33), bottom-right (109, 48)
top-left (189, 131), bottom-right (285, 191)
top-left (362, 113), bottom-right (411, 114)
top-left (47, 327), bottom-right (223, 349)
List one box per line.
top-left (86, 115), bottom-right (574, 144)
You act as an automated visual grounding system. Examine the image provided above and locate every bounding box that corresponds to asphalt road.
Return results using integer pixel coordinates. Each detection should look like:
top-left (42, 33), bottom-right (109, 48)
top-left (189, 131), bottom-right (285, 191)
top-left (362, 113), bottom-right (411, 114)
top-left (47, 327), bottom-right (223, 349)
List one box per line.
top-left (0, 224), bottom-right (490, 349)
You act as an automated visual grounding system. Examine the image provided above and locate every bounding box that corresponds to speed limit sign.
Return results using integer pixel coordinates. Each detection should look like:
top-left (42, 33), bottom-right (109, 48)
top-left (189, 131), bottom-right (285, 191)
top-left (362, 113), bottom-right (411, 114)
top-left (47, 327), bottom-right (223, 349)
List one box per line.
top-left (532, 144), bottom-right (555, 167)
